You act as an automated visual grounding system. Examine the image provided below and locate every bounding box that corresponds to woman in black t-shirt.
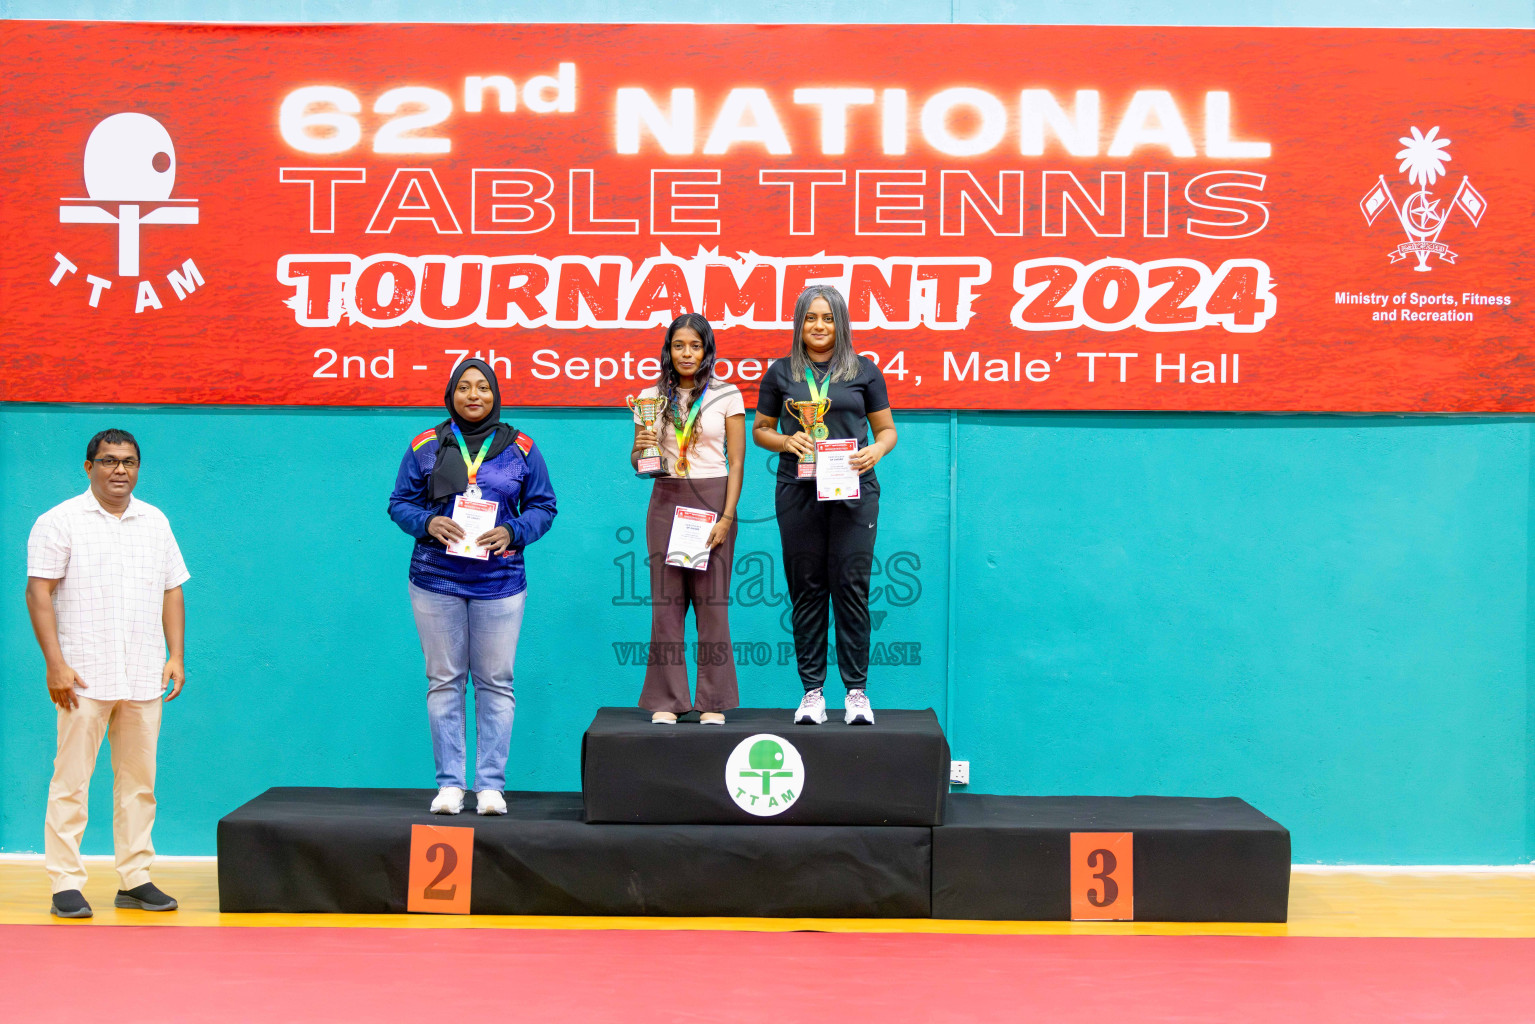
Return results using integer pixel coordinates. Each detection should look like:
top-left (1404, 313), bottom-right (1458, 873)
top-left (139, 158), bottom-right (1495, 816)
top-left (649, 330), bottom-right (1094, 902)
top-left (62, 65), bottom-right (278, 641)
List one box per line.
top-left (753, 285), bottom-right (897, 726)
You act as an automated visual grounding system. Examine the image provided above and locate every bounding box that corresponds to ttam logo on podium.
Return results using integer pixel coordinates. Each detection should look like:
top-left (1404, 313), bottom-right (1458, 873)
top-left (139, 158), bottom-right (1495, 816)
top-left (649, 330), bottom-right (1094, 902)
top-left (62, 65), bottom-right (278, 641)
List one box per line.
top-left (725, 734), bottom-right (804, 816)
top-left (51, 111), bottom-right (206, 313)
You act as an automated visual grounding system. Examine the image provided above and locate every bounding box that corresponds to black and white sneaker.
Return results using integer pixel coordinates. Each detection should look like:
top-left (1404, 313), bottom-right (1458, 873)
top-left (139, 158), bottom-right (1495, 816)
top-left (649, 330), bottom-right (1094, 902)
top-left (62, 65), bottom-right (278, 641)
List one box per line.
top-left (844, 689), bottom-right (875, 725)
top-left (794, 687), bottom-right (827, 724)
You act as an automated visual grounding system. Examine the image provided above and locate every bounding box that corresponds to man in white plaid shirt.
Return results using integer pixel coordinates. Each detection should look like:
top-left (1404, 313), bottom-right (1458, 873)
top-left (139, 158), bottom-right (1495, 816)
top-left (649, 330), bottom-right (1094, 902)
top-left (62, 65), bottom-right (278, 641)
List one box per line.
top-left (25, 428), bottom-right (190, 919)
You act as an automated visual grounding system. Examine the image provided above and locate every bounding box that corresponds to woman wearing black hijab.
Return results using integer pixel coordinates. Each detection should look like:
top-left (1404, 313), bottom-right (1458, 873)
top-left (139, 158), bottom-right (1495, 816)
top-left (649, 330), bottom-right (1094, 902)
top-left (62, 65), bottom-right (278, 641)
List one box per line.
top-left (388, 359), bottom-right (558, 816)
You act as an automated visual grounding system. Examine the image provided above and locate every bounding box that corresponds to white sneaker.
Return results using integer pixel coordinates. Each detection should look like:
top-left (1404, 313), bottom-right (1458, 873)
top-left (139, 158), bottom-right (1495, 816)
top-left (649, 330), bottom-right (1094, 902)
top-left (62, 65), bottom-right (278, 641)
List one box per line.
top-left (844, 689), bottom-right (875, 726)
top-left (795, 687), bottom-right (827, 725)
top-left (476, 790), bottom-right (507, 815)
top-left (430, 786), bottom-right (465, 814)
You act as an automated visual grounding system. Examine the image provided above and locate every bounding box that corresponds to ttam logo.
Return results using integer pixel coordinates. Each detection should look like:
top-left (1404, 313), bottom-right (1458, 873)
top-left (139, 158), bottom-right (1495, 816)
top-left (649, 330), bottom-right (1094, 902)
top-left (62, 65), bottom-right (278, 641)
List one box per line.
top-left (724, 734), bottom-right (804, 817)
top-left (50, 112), bottom-right (205, 312)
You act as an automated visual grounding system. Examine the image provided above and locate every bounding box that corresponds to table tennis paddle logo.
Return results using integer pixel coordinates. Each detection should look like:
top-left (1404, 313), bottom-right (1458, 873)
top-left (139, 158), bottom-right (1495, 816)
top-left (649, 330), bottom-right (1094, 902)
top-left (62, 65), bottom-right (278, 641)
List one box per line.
top-left (1359, 125), bottom-right (1487, 273)
top-left (50, 112), bottom-right (206, 312)
top-left (725, 733), bottom-right (804, 816)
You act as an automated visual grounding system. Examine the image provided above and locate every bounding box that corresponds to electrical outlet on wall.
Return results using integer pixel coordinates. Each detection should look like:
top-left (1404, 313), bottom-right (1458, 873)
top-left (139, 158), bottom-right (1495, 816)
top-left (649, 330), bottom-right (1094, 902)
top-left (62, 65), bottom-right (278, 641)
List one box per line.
top-left (950, 760), bottom-right (969, 785)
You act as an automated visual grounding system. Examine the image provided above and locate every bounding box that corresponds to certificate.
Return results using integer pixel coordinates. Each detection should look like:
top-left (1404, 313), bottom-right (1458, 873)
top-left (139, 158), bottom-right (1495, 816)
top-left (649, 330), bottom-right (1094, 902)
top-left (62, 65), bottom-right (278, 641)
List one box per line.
top-left (446, 495), bottom-right (499, 560)
top-left (815, 439), bottom-right (861, 501)
top-left (666, 505), bottom-right (718, 571)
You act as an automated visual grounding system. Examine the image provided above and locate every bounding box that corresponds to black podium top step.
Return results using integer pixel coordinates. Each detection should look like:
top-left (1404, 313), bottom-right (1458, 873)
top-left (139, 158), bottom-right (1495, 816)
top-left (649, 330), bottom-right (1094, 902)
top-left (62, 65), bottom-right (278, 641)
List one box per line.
top-left (581, 707), bottom-right (950, 826)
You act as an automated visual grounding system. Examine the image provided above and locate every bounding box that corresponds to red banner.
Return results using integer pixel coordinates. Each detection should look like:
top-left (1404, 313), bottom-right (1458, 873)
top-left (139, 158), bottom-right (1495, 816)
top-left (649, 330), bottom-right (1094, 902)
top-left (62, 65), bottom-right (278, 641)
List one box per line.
top-left (1, 23), bottom-right (1529, 410)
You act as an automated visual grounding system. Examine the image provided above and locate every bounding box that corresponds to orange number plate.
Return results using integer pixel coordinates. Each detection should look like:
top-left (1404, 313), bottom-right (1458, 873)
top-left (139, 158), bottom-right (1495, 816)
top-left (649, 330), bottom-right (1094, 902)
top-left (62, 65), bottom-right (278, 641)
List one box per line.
top-left (407, 824), bottom-right (474, 914)
top-left (1070, 831), bottom-right (1133, 920)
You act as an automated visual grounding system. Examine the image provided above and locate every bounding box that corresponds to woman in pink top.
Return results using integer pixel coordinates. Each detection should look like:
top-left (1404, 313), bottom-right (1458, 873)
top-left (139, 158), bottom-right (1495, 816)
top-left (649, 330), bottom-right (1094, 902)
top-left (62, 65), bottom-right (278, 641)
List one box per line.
top-left (629, 314), bottom-right (746, 723)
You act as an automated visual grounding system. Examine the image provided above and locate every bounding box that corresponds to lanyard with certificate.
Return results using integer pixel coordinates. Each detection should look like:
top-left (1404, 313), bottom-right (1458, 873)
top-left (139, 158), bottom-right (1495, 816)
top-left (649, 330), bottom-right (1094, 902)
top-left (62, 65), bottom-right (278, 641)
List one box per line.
top-left (449, 423), bottom-right (490, 499)
top-left (672, 385), bottom-right (706, 477)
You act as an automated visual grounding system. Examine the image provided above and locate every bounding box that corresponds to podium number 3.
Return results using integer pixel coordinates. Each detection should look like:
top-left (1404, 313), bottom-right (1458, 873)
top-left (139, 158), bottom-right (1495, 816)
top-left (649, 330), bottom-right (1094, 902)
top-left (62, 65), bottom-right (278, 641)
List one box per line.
top-left (1085, 848), bottom-right (1118, 908)
top-left (423, 843), bottom-right (458, 901)
top-left (1070, 832), bottom-right (1133, 920)
top-left (408, 824), bottom-right (473, 914)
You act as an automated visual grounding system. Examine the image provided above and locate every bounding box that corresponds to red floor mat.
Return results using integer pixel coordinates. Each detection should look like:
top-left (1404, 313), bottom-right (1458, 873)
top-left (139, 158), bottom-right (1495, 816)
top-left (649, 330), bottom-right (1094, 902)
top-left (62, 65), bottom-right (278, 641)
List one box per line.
top-left (3, 926), bottom-right (1530, 1023)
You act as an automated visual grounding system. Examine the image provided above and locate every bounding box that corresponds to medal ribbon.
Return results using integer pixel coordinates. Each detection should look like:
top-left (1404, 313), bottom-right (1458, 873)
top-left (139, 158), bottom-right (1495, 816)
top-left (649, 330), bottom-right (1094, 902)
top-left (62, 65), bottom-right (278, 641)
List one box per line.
top-left (673, 385), bottom-right (707, 455)
top-left (449, 423), bottom-right (491, 489)
top-left (804, 367), bottom-right (829, 404)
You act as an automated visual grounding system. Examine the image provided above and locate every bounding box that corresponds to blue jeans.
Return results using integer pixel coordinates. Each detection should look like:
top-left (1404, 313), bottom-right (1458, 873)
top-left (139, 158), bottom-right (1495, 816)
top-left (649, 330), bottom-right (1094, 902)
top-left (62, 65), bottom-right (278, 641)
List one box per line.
top-left (408, 582), bottom-right (526, 792)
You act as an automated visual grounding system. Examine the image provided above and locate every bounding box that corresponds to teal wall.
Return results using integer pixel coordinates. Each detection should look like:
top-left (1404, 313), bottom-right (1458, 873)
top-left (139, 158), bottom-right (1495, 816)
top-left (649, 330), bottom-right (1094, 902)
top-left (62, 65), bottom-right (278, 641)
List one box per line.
top-left (955, 416), bottom-right (1531, 864)
top-left (2, 406), bottom-right (1530, 863)
top-left (2, 2), bottom-right (1532, 864)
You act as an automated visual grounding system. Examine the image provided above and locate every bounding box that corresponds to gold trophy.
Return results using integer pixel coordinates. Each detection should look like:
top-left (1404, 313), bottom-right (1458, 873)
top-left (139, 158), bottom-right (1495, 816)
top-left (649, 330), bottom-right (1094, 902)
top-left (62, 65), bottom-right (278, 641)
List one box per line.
top-left (627, 394), bottom-right (669, 478)
top-left (784, 398), bottom-right (831, 480)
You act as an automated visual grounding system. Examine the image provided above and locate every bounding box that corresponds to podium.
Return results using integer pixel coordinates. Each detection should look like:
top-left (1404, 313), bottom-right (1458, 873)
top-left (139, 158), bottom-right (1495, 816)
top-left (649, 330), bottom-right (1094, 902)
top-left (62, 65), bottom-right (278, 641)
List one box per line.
top-left (932, 794), bottom-right (1291, 922)
top-left (217, 788), bottom-right (930, 917)
top-left (581, 707), bottom-right (949, 825)
top-left (217, 707), bottom-right (1292, 920)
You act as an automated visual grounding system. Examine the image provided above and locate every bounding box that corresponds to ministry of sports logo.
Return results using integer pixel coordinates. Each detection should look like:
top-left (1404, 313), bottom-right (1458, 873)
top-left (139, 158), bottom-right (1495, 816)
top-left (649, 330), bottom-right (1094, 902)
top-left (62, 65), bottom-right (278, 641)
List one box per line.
top-left (725, 734), bottom-right (803, 816)
top-left (1359, 125), bottom-right (1487, 273)
top-left (51, 112), bottom-right (205, 312)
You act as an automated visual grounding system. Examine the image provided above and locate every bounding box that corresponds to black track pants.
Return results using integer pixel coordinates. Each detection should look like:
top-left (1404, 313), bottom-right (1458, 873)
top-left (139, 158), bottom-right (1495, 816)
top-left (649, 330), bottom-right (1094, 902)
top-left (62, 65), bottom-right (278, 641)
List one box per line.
top-left (775, 479), bottom-right (880, 691)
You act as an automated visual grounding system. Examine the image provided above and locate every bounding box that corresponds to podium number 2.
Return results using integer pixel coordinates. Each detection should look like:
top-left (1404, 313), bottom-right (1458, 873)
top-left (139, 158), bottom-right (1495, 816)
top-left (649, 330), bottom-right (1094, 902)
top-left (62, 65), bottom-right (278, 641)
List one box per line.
top-left (408, 824), bottom-right (473, 914)
top-left (1070, 832), bottom-right (1133, 920)
top-left (422, 843), bottom-right (458, 900)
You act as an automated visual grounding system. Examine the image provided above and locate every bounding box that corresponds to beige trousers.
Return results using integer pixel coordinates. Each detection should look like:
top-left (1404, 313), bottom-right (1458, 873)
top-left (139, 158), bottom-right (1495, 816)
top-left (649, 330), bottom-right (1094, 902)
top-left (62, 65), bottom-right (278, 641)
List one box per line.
top-left (45, 696), bottom-right (161, 893)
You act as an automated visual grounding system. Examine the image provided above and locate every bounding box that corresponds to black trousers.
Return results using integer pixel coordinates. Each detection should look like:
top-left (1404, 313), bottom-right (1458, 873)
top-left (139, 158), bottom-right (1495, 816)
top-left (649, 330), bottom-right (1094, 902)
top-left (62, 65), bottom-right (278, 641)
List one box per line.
top-left (775, 479), bottom-right (880, 691)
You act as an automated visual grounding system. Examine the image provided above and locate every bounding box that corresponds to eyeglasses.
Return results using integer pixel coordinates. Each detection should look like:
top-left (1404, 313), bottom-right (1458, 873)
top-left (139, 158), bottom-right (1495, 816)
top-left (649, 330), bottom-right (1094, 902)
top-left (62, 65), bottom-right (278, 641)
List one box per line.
top-left (91, 457), bottom-right (140, 470)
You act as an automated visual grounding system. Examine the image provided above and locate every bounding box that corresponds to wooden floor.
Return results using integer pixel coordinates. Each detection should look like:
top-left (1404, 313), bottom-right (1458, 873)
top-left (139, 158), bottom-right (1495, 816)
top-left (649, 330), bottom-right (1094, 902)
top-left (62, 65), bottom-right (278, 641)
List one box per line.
top-left (2, 859), bottom-right (1533, 936)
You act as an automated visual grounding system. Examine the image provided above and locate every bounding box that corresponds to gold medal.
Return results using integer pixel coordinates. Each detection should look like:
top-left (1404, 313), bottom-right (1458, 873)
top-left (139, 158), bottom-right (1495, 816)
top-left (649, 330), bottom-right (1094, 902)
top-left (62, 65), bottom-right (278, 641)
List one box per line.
top-left (812, 423), bottom-right (829, 441)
